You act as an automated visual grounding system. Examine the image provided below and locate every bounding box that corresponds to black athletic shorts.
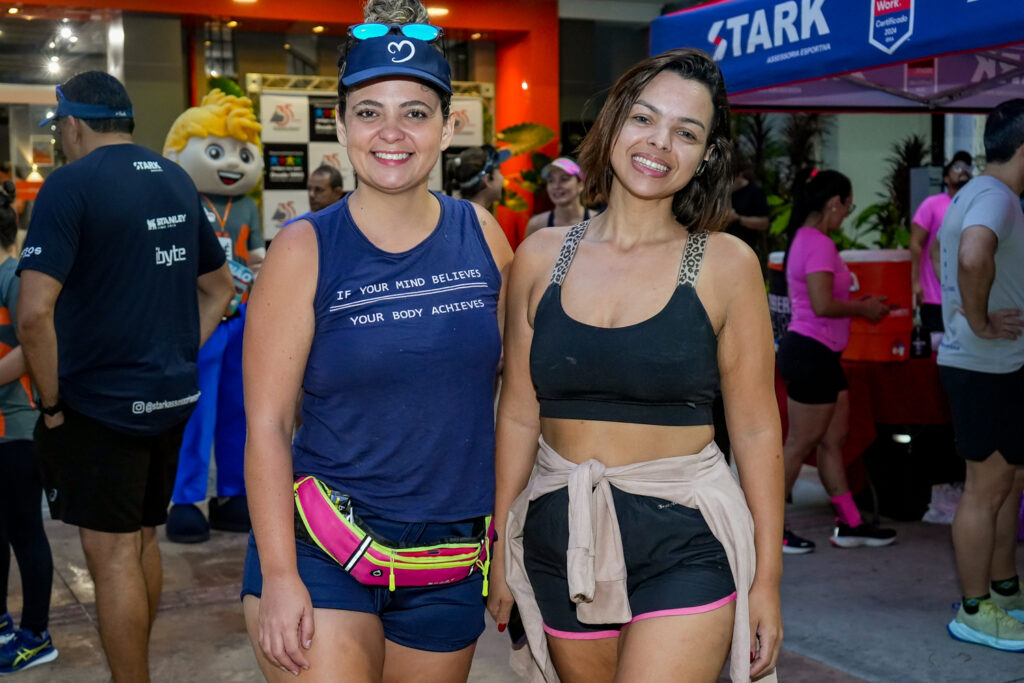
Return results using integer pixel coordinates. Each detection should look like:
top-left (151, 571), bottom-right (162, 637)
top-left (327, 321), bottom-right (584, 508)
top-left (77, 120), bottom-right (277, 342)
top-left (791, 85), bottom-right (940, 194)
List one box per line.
top-left (777, 331), bottom-right (848, 405)
top-left (523, 486), bottom-right (736, 639)
top-left (938, 364), bottom-right (1024, 465)
top-left (34, 406), bottom-right (186, 533)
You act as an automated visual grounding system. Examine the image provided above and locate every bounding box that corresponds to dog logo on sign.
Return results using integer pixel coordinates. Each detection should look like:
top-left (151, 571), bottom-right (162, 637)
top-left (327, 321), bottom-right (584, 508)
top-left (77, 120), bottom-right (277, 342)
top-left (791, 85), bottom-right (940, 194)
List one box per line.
top-left (869, 0), bottom-right (914, 55)
top-left (388, 40), bottom-right (415, 63)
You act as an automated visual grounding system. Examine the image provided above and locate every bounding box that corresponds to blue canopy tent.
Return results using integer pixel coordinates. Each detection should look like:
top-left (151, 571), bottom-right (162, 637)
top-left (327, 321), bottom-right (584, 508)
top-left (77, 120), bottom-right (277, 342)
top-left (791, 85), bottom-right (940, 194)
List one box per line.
top-left (650, 0), bottom-right (1024, 111)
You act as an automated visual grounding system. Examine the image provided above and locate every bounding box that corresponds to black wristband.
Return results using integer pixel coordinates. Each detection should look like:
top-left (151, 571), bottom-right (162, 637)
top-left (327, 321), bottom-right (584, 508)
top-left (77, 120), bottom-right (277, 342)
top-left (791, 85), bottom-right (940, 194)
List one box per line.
top-left (40, 400), bottom-right (63, 417)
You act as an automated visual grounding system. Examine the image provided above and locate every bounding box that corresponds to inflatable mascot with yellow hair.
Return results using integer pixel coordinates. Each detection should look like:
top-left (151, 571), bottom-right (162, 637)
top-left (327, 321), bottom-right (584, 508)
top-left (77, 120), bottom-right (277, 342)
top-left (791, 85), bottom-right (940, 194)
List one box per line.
top-left (162, 89), bottom-right (263, 543)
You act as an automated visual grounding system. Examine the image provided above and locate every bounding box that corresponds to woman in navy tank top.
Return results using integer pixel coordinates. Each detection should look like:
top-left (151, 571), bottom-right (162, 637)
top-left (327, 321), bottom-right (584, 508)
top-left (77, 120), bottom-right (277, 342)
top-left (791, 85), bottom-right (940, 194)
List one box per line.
top-left (239, 1), bottom-right (512, 680)
top-left (490, 50), bottom-right (783, 682)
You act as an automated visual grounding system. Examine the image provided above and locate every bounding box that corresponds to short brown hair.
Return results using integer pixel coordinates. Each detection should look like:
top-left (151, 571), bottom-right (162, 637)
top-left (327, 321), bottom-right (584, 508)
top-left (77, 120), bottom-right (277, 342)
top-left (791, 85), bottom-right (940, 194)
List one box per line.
top-left (577, 48), bottom-right (733, 232)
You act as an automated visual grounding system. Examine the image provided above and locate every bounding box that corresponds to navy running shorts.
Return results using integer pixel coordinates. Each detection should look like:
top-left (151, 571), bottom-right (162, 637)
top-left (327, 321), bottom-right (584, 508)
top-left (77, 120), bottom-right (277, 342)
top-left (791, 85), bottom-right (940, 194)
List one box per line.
top-left (34, 406), bottom-right (184, 533)
top-left (939, 364), bottom-right (1024, 465)
top-left (241, 507), bottom-right (486, 652)
top-left (523, 486), bottom-right (736, 639)
top-left (777, 331), bottom-right (848, 405)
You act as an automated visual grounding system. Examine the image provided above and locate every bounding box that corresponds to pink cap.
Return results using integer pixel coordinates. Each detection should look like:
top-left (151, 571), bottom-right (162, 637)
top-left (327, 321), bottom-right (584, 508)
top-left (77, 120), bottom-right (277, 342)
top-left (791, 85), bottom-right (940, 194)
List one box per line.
top-left (541, 157), bottom-right (583, 180)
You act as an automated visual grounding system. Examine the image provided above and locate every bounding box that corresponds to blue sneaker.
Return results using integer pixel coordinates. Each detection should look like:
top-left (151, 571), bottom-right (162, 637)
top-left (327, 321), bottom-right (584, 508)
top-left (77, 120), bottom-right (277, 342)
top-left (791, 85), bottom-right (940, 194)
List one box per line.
top-left (0, 629), bottom-right (58, 674)
top-left (0, 614), bottom-right (13, 645)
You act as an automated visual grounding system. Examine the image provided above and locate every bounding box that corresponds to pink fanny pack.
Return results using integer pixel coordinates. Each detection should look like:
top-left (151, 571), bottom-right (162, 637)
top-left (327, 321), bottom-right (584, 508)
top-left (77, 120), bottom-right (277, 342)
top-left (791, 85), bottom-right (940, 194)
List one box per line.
top-left (293, 476), bottom-right (494, 594)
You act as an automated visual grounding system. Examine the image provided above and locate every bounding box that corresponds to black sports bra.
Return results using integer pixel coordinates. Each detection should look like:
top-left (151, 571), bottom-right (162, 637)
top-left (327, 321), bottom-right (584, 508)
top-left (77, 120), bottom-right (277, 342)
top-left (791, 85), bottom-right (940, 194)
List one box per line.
top-left (529, 220), bottom-right (720, 426)
top-left (546, 207), bottom-right (591, 227)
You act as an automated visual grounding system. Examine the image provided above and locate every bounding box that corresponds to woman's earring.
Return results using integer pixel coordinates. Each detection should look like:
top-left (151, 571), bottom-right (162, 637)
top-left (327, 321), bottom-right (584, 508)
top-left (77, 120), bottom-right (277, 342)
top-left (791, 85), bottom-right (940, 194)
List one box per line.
top-left (695, 160), bottom-right (707, 177)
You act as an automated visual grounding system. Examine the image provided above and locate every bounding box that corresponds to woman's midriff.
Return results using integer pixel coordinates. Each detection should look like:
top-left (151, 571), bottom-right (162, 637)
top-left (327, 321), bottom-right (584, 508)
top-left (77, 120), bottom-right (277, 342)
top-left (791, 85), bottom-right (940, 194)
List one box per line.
top-left (540, 418), bottom-right (716, 467)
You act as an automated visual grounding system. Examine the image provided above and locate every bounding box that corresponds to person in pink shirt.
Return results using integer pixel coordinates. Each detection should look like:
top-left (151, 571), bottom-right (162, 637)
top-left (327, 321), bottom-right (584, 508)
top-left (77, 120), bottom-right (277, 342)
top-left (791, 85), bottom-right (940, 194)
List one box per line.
top-left (910, 151), bottom-right (972, 334)
top-left (777, 169), bottom-right (895, 555)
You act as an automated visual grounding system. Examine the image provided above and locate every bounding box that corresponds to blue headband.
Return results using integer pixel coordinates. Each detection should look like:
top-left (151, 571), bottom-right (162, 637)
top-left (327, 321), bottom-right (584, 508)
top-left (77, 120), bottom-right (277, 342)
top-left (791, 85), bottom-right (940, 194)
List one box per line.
top-left (39, 85), bottom-right (134, 127)
top-left (340, 35), bottom-right (452, 94)
top-left (459, 145), bottom-right (511, 192)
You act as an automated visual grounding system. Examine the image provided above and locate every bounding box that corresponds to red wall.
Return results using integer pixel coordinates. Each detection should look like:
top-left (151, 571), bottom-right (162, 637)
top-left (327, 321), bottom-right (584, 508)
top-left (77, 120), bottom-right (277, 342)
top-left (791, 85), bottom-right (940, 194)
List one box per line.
top-left (20, 0), bottom-right (560, 149)
top-left (22, 0), bottom-right (559, 247)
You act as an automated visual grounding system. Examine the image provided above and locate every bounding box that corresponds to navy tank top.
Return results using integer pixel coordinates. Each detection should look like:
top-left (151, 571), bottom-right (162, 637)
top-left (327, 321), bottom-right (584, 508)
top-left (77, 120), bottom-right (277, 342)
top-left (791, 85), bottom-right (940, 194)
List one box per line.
top-left (530, 220), bottom-right (719, 426)
top-left (293, 192), bottom-right (502, 522)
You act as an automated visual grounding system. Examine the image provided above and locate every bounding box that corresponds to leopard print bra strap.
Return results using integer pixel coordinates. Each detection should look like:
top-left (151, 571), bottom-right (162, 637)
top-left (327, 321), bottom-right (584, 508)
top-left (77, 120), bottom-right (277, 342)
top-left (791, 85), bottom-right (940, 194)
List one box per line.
top-left (677, 231), bottom-right (709, 287)
top-left (550, 220), bottom-right (591, 285)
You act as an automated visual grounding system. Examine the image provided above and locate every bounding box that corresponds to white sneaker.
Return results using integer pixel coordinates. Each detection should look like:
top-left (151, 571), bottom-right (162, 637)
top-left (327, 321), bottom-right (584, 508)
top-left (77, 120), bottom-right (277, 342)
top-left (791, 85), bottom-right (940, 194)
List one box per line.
top-left (947, 601), bottom-right (1024, 652)
top-left (991, 589), bottom-right (1024, 622)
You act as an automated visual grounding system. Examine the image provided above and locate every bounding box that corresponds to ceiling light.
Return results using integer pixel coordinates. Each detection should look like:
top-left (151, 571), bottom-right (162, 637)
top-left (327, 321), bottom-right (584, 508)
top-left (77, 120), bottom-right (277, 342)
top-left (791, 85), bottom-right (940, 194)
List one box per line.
top-left (61, 17), bottom-right (68, 23)
top-left (27, 164), bottom-right (43, 182)
top-left (226, 20), bottom-right (238, 28)
top-left (210, 69), bottom-right (219, 77)
top-left (49, 55), bottom-right (59, 62)
top-left (59, 26), bottom-right (72, 39)
top-left (69, 35), bottom-right (78, 43)
top-left (312, 25), bottom-right (324, 33)
top-left (521, 80), bottom-right (528, 90)
top-left (204, 39), bottom-right (211, 46)
top-left (7, 8), bottom-right (18, 15)
top-left (283, 42), bottom-right (291, 50)
top-left (232, 0), bottom-right (257, 4)
top-left (48, 41), bottom-right (55, 48)
top-left (46, 62), bottom-right (59, 74)
top-left (470, 32), bottom-right (481, 40)
top-left (44, 109), bottom-right (54, 118)
top-left (426, 7), bottom-right (449, 17)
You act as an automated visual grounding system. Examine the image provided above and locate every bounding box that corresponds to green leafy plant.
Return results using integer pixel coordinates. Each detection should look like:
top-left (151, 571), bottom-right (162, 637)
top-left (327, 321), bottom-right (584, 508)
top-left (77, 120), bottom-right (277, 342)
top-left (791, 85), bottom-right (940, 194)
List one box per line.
top-left (495, 123), bottom-right (556, 213)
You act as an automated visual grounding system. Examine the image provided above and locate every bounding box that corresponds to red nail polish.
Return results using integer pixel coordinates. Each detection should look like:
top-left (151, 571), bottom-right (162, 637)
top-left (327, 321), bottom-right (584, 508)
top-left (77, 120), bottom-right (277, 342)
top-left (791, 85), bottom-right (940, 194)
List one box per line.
top-left (498, 623), bottom-right (507, 632)
top-left (750, 652), bottom-right (755, 662)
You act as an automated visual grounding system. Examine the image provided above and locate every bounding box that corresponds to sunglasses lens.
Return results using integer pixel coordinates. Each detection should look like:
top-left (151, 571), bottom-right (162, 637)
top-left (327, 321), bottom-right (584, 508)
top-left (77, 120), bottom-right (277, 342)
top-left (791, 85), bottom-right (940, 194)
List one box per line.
top-left (351, 23), bottom-right (389, 40)
top-left (402, 23), bottom-right (442, 41)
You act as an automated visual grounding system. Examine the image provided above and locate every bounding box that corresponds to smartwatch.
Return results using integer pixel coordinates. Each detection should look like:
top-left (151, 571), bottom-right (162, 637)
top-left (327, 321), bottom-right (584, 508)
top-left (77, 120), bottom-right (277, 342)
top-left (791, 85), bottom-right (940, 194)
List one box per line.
top-left (40, 400), bottom-right (63, 417)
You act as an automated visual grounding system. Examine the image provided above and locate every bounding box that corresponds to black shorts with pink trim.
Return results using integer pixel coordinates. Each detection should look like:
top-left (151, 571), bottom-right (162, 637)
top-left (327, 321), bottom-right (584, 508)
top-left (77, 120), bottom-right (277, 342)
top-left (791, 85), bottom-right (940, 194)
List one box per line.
top-left (522, 486), bottom-right (736, 639)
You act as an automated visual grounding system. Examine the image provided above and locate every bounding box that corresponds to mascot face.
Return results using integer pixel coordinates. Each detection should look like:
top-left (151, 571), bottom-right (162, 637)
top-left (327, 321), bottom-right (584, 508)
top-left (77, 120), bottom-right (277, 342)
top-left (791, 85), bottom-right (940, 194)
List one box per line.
top-left (175, 134), bottom-right (262, 196)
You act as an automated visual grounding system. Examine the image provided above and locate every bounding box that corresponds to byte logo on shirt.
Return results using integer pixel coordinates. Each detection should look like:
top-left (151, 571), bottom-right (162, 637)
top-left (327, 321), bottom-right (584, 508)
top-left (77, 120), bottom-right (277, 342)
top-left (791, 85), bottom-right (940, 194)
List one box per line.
top-left (155, 245), bottom-right (187, 267)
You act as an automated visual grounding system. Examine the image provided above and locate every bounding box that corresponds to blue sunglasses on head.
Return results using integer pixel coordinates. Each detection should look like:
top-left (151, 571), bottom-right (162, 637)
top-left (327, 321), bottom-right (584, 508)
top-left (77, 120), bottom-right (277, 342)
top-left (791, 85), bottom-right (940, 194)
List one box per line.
top-left (349, 23), bottom-right (444, 42)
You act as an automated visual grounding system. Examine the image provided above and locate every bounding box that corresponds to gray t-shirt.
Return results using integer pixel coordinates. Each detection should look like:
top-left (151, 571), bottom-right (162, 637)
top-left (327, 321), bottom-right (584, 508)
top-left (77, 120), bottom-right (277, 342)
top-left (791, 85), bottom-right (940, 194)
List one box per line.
top-left (937, 175), bottom-right (1024, 373)
top-left (0, 257), bottom-right (36, 442)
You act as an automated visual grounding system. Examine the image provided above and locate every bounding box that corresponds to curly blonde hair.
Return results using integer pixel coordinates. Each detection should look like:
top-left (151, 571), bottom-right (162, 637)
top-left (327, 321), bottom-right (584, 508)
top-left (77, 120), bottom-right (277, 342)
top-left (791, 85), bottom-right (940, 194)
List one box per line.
top-left (363, 0), bottom-right (429, 23)
top-left (163, 89), bottom-right (262, 155)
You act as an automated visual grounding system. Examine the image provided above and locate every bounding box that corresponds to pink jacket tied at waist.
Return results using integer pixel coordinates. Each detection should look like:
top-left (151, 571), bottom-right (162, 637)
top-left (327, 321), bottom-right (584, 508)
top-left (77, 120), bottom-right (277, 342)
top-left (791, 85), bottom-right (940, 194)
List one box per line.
top-left (505, 436), bottom-right (777, 683)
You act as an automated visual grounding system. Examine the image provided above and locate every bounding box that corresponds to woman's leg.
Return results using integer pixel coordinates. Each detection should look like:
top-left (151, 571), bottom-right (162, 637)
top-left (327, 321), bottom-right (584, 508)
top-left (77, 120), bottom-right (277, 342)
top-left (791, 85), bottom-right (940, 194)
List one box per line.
top-left (614, 604), bottom-right (734, 683)
top-left (546, 634), bottom-right (618, 683)
top-left (814, 390), bottom-right (851, 497)
top-left (1, 441), bottom-right (53, 634)
top-left (382, 640), bottom-right (476, 683)
top-left (783, 398), bottom-right (835, 496)
top-left (244, 596), bottom-right (386, 683)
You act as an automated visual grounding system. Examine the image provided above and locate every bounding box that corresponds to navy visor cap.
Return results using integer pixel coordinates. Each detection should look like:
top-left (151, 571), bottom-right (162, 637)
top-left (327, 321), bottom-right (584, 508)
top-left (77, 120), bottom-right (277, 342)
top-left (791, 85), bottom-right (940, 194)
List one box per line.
top-left (340, 35), bottom-right (452, 95)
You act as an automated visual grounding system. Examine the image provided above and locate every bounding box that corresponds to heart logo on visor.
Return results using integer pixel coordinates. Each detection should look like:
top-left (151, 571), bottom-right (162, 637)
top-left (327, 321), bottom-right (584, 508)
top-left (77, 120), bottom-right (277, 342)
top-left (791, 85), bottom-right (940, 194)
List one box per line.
top-left (388, 40), bottom-right (415, 63)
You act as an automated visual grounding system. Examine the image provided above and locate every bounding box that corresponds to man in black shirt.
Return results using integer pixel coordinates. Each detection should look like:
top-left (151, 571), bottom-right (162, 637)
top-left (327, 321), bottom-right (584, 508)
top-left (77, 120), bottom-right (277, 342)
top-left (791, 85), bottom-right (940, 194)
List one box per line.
top-left (17, 72), bottom-right (233, 682)
top-left (725, 157), bottom-right (771, 266)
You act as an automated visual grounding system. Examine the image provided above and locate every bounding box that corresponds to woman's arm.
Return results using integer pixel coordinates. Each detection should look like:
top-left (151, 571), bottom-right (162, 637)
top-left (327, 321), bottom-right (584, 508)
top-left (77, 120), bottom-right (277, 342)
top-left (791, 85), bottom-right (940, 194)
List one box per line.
top-left (523, 212), bottom-right (549, 240)
top-left (908, 223), bottom-right (928, 306)
top-left (806, 271), bottom-right (890, 322)
top-left (472, 204), bottom-right (514, 344)
top-left (0, 345), bottom-right (26, 387)
top-left (487, 231), bottom-right (555, 628)
top-left (706, 235), bottom-right (783, 678)
top-left (242, 219), bottom-right (318, 676)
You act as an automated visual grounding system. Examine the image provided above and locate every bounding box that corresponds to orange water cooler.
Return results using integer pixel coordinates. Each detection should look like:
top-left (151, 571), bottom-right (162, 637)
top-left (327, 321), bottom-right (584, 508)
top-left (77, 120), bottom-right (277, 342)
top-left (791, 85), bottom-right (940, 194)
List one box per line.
top-left (839, 249), bottom-right (912, 362)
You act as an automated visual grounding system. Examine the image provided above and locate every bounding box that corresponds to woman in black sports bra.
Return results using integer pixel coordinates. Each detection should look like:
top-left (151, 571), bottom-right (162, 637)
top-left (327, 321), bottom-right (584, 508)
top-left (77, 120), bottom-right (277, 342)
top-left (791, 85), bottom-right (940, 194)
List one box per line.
top-left (525, 157), bottom-right (590, 238)
top-left (489, 49), bottom-right (783, 683)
